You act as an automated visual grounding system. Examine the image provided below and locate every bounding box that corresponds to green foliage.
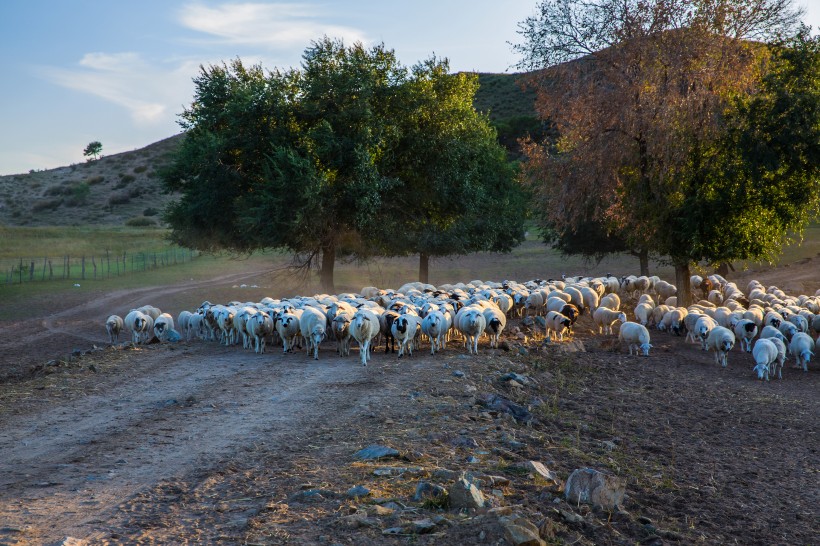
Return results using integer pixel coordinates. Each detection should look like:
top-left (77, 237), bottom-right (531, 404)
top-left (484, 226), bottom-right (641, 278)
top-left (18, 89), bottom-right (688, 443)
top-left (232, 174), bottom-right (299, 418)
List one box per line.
top-left (143, 207), bottom-right (159, 217)
top-left (83, 141), bottom-right (102, 161)
top-left (133, 165), bottom-right (148, 173)
top-left (163, 40), bottom-right (526, 289)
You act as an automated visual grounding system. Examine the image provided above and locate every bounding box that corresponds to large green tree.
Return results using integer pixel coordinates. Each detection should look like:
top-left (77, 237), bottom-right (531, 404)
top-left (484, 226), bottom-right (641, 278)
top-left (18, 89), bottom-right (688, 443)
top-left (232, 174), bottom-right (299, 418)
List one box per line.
top-left (164, 39), bottom-right (404, 292)
top-left (516, 0), bottom-right (816, 305)
top-left (374, 58), bottom-right (527, 283)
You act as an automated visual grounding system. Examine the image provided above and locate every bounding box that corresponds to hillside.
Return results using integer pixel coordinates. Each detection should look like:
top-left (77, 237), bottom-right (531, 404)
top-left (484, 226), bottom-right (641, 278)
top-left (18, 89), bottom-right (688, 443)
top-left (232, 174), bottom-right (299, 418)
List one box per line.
top-left (0, 135), bottom-right (183, 228)
top-left (0, 74), bottom-right (539, 228)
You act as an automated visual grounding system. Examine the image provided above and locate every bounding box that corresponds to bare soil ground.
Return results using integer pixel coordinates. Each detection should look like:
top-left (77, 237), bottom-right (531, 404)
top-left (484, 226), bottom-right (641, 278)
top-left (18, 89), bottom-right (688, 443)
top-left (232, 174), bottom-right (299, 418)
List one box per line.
top-left (0, 262), bottom-right (817, 545)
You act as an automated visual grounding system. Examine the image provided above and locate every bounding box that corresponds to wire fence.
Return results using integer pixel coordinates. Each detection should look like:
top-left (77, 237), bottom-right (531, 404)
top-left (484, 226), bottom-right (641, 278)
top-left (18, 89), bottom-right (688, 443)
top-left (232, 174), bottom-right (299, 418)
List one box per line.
top-left (3, 248), bottom-right (199, 284)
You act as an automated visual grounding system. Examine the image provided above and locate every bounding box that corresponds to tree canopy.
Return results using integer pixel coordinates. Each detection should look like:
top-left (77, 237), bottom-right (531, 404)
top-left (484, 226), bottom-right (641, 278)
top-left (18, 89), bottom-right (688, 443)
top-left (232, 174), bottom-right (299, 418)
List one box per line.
top-left (163, 38), bottom-right (526, 292)
top-left (516, 0), bottom-right (818, 305)
top-left (83, 141), bottom-right (102, 161)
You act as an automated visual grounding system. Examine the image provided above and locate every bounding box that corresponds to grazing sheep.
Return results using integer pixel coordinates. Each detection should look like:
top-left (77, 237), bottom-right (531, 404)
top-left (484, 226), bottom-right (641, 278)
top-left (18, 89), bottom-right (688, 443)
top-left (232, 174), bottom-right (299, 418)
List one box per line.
top-left (705, 326), bottom-right (736, 367)
top-left (733, 319), bottom-right (758, 353)
top-left (759, 325), bottom-right (787, 344)
top-left (177, 310), bottom-right (194, 341)
top-left (667, 308), bottom-right (688, 336)
top-left (599, 293), bottom-right (621, 311)
top-left (124, 309), bottom-right (153, 344)
top-left (777, 320), bottom-right (798, 342)
top-left (580, 286), bottom-right (600, 312)
top-left (752, 338), bottom-right (780, 381)
top-left (763, 311), bottom-right (782, 329)
top-left (299, 306), bottom-right (327, 360)
top-left (788, 314), bottom-right (809, 334)
top-left (634, 302), bottom-right (654, 326)
top-left (544, 310), bottom-right (572, 342)
top-left (788, 332), bottom-right (815, 372)
top-left (618, 322), bottom-right (652, 356)
top-left (153, 312), bottom-right (175, 341)
top-left (593, 307), bottom-right (627, 335)
top-left (105, 314), bottom-right (124, 343)
top-left (350, 309), bottom-right (380, 366)
top-left (188, 313), bottom-right (206, 340)
top-left (276, 313), bottom-right (301, 353)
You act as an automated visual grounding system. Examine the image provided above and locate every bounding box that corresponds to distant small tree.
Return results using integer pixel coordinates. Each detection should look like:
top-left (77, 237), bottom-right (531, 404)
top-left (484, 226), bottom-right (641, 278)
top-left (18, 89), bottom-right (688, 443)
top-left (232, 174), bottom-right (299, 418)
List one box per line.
top-left (83, 141), bottom-right (102, 161)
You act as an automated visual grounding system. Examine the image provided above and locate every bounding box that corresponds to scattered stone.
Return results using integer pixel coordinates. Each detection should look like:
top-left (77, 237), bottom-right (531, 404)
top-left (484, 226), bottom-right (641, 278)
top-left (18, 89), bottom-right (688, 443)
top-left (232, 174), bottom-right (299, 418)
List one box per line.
top-left (339, 513), bottom-right (380, 529)
top-left (555, 340), bottom-right (585, 353)
top-left (476, 393), bottom-right (533, 424)
top-left (369, 504), bottom-right (395, 516)
top-left (452, 435), bottom-right (479, 448)
top-left (600, 440), bottom-right (617, 452)
top-left (499, 514), bottom-right (546, 546)
top-left (413, 481), bottom-right (448, 502)
top-left (452, 370), bottom-right (465, 378)
top-left (51, 538), bottom-right (86, 546)
top-left (288, 489), bottom-right (338, 504)
top-left (466, 456), bottom-right (480, 464)
top-left (558, 508), bottom-right (585, 524)
top-left (638, 515), bottom-right (653, 525)
top-left (432, 468), bottom-right (460, 481)
top-left (410, 518), bottom-right (437, 534)
top-left (565, 468), bottom-right (626, 511)
top-left (518, 346), bottom-right (529, 356)
top-left (448, 476), bottom-right (485, 510)
top-left (500, 372), bottom-right (532, 385)
top-left (508, 379), bottom-right (524, 389)
top-left (353, 445), bottom-right (400, 461)
top-left (482, 474), bottom-right (511, 487)
top-left (499, 341), bottom-right (511, 351)
top-left (382, 527), bottom-right (406, 536)
top-left (346, 485), bottom-right (370, 499)
top-left (373, 466), bottom-right (423, 477)
top-left (512, 461), bottom-right (563, 489)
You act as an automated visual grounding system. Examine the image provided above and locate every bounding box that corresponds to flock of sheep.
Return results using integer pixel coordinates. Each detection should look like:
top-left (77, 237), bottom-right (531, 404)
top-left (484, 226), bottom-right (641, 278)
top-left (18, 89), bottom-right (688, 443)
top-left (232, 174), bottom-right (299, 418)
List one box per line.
top-left (104, 273), bottom-right (819, 380)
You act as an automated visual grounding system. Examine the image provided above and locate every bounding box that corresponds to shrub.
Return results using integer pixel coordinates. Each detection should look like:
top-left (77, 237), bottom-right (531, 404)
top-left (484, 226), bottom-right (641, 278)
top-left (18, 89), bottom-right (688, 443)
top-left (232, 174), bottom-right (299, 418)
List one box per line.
top-left (44, 185), bottom-right (64, 197)
top-left (125, 216), bottom-right (156, 227)
top-left (86, 175), bottom-right (105, 185)
top-left (32, 198), bottom-right (63, 212)
top-left (128, 186), bottom-right (143, 198)
top-left (143, 207), bottom-right (159, 216)
top-left (108, 193), bottom-right (131, 206)
top-left (65, 182), bottom-right (91, 206)
top-left (133, 165), bottom-right (148, 173)
top-left (119, 173), bottom-right (136, 183)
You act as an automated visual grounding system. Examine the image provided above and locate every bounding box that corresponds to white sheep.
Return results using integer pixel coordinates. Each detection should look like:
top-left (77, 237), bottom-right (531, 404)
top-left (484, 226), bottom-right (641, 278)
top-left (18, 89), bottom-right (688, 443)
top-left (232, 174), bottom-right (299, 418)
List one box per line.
top-left (422, 310), bottom-right (447, 355)
top-left (124, 309), bottom-right (153, 344)
top-left (788, 314), bottom-right (809, 334)
top-left (599, 293), bottom-right (621, 311)
top-left (788, 332), bottom-right (815, 372)
top-left (634, 302), bottom-right (654, 326)
top-left (705, 326), bottom-right (735, 367)
top-left (693, 315), bottom-right (718, 351)
top-left (777, 320), bottom-right (798, 342)
top-left (733, 319), bottom-right (758, 353)
top-left (332, 313), bottom-right (352, 357)
top-left (300, 307), bottom-right (327, 360)
top-left (618, 322), bottom-right (652, 356)
top-left (580, 286), bottom-right (600, 312)
top-left (542, 310), bottom-right (570, 342)
top-left (153, 312), bottom-right (175, 341)
top-left (350, 309), bottom-right (380, 366)
top-left (105, 314), bottom-right (124, 343)
top-left (247, 311), bottom-right (273, 354)
top-left (188, 312), bottom-right (206, 340)
top-left (392, 314), bottom-right (421, 358)
top-left (456, 307), bottom-right (487, 354)
top-left (759, 325), bottom-right (787, 344)
top-left (177, 310), bottom-right (194, 341)
top-left (592, 307), bottom-right (627, 335)
top-left (752, 338), bottom-right (780, 381)
top-left (482, 306), bottom-right (507, 348)
top-left (276, 312), bottom-right (301, 353)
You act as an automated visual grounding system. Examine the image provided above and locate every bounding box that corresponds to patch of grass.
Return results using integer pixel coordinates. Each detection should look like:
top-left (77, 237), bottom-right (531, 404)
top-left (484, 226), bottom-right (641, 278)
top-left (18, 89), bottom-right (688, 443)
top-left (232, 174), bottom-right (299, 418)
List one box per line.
top-left (143, 207), bottom-right (159, 217)
top-left (108, 193), bottom-right (130, 206)
top-left (125, 216), bottom-right (157, 227)
top-left (31, 198), bottom-right (63, 212)
top-left (85, 175), bottom-right (105, 185)
top-left (134, 165), bottom-right (148, 173)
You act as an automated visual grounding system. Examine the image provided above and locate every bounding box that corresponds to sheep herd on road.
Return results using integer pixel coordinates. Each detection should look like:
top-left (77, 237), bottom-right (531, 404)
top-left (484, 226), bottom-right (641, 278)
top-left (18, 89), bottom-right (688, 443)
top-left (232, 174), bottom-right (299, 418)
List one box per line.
top-left (105, 273), bottom-right (819, 381)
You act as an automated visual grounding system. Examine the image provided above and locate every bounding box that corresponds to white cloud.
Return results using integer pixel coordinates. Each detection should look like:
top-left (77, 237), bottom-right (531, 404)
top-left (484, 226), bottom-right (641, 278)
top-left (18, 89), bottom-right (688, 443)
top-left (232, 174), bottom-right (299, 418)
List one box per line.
top-left (179, 2), bottom-right (368, 47)
top-left (37, 52), bottom-right (196, 126)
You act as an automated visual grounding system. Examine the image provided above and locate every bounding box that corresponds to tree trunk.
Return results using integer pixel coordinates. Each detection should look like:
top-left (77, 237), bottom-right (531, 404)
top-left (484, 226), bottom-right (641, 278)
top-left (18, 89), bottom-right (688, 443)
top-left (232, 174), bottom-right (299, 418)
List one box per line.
top-left (419, 253), bottom-right (429, 284)
top-left (319, 242), bottom-right (336, 294)
top-left (674, 261), bottom-right (692, 308)
top-left (638, 248), bottom-right (649, 277)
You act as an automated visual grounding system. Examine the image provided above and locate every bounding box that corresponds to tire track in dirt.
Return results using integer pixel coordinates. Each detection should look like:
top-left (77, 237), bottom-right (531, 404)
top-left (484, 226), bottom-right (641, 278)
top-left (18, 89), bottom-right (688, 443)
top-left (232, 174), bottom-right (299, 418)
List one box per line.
top-left (0, 341), bottom-right (390, 544)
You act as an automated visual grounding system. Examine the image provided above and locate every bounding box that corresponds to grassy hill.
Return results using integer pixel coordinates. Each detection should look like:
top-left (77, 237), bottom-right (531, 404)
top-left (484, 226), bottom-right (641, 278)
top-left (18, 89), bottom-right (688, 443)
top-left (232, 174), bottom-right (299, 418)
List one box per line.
top-left (0, 135), bottom-right (183, 228)
top-left (0, 74), bottom-right (539, 228)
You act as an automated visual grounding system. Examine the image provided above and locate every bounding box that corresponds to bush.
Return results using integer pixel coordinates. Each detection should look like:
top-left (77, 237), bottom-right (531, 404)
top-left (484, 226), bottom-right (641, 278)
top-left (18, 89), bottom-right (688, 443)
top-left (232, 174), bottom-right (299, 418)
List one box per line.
top-left (143, 207), bottom-right (159, 216)
top-left (128, 186), bottom-right (143, 198)
top-left (125, 216), bottom-right (157, 227)
top-left (44, 185), bottom-right (64, 197)
top-left (108, 193), bottom-right (131, 205)
top-left (119, 173), bottom-right (136, 183)
top-left (133, 165), bottom-right (148, 173)
top-left (65, 182), bottom-right (90, 206)
top-left (32, 198), bottom-right (63, 212)
top-left (86, 175), bottom-right (105, 185)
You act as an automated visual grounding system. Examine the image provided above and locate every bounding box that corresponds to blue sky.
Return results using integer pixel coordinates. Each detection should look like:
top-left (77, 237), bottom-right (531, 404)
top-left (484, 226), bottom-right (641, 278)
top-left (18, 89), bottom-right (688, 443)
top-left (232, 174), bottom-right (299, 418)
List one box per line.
top-left (1, 1), bottom-right (818, 175)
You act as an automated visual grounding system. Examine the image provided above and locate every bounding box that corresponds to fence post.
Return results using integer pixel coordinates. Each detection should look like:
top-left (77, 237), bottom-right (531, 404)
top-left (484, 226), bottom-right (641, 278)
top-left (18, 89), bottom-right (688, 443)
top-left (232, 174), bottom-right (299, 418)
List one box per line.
top-left (81, 256), bottom-right (86, 280)
top-left (106, 250), bottom-right (110, 278)
top-left (42, 257), bottom-right (47, 280)
top-left (66, 255), bottom-right (70, 280)
top-left (19, 258), bottom-right (23, 284)
top-left (48, 259), bottom-right (53, 280)
top-left (92, 255), bottom-right (97, 279)
top-left (29, 261), bottom-right (35, 281)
